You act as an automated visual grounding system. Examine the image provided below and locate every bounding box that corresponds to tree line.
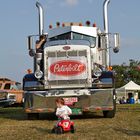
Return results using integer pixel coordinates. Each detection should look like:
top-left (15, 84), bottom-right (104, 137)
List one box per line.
top-left (113, 59), bottom-right (140, 88)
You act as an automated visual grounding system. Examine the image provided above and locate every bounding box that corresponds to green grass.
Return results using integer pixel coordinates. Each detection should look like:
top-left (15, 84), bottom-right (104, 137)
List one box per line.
top-left (117, 104), bottom-right (140, 112)
top-left (0, 105), bottom-right (140, 140)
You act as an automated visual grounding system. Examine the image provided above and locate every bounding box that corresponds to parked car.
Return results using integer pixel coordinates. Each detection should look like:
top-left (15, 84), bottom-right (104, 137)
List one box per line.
top-left (0, 90), bottom-right (16, 107)
top-left (0, 78), bottom-right (23, 105)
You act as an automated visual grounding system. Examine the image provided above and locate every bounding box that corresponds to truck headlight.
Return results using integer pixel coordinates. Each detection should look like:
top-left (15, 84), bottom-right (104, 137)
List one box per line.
top-left (35, 70), bottom-right (43, 79)
top-left (94, 67), bottom-right (102, 77)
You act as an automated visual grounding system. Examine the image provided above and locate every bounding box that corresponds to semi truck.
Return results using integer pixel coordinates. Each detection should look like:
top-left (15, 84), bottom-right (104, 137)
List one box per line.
top-left (23, 0), bottom-right (120, 119)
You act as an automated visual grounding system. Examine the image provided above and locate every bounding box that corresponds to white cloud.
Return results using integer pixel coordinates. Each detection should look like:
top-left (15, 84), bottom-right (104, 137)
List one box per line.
top-left (60, 0), bottom-right (79, 7)
top-left (65, 0), bottom-right (78, 6)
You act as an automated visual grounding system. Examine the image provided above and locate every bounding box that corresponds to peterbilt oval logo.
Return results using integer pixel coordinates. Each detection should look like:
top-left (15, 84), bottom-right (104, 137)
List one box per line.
top-left (49, 60), bottom-right (86, 76)
top-left (63, 46), bottom-right (71, 50)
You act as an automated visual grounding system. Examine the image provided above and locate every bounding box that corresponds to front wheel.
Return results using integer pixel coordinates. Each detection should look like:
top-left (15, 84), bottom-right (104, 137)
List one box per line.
top-left (103, 109), bottom-right (115, 118)
top-left (71, 125), bottom-right (75, 133)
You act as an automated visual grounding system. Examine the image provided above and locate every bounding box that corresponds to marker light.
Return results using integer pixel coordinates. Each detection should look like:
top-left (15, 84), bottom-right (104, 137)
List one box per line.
top-left (93, 23), bottom-right (96, 27)
top-left (86, 20), bottom-right (90, 26)
top-left (108, 66), bottom-right (113, 71)
top-left (56, 22), bottom-right (60, 27)
top-left (70, 22), bottom-right (73, 26)
top-left (49, 25), bottom-right (53, 29)
top-left (62, 23), bottom-right (65, 27)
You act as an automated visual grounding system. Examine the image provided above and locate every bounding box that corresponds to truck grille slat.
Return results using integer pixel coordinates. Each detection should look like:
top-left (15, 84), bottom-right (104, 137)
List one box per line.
top-left (49, 79), bottom-right (87, 85)
top-left (47, 50), bottom-right (87, 57)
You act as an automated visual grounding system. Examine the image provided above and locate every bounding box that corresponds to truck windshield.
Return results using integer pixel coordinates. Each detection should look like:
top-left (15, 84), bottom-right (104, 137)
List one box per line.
top-left (73, 32), bottom-right (96, 47)
top-left (49, 32), bottom-right (71, 41)
top-left (49, 32), bottom-right (96, 47)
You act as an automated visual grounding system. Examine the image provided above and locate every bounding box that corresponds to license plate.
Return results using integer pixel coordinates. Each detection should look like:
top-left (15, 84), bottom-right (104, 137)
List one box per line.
top-left (72, 108), bottom-right (82, 115)
top-left (63, 97), bottom-right (78, 106)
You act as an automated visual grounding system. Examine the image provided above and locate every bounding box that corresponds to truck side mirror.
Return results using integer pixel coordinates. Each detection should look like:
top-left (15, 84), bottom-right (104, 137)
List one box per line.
top-left (28, 36), bottom-right (36, 57)
top-left (28, 36), bottom-right (32, 50)
top-left (113, 33), bottom-right (120, 53)
top-left (29, 49), bottom-right (36, 57)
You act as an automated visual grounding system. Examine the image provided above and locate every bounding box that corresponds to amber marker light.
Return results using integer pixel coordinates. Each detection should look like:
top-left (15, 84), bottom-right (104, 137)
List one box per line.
top-left (49, 24), bottom-right (53, 29)
top-left (70, 22), bottom-right (73, 26)
top-left (56, 22), bottom-right (60, 27)
top-left (108, 66), bottom-right (113, 71)
top-left (93, 23), bottom-right (96, 27)
top-left (86, 20), bottom-right (90, 26)
top-left (62, 23), bottom-right (65, 27)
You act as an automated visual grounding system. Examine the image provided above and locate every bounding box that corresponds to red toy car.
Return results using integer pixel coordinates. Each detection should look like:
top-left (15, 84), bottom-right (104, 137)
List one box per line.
top-left (52, 119), bottom-right (75, 134)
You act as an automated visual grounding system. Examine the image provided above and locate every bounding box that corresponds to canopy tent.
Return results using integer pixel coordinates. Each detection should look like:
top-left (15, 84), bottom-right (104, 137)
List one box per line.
top-left (116, 81), bottom-right (140, 103)
top-left (117, 81), bottom-right (140, 91)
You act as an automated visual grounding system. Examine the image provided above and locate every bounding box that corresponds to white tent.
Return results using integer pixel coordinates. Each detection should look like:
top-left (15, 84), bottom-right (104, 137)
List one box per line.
top-left (116, 81), bottom-right (140, 103)
top-left (117, 81), bottom-right (140, 91)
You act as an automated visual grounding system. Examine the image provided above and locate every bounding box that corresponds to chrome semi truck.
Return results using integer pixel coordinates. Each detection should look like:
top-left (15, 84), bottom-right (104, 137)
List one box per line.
top-left (23, 0), bottom-right (120, 119)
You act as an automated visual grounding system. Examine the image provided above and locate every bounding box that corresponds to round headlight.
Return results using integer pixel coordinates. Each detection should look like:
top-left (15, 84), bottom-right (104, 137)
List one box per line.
top-left (94, 67), bottom-right (102, 77)
top-left (34, 70), bottom-right (43, 79)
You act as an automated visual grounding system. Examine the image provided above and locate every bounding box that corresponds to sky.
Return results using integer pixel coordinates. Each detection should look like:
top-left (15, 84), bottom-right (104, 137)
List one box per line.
top-left (0, 0), bottom-right (140, 82)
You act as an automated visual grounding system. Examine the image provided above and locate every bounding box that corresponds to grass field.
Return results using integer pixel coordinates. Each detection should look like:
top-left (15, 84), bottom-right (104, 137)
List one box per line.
top-left (0, 105), bottom-right (140, 140)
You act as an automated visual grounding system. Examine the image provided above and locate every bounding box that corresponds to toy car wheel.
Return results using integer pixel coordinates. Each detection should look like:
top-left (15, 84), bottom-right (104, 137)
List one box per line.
top-left (70, 125), bottom-right (75, 133)
top-left (51, 128), bottom-right (55, 133)
top-left (56, 126), bottom-right (63, 134)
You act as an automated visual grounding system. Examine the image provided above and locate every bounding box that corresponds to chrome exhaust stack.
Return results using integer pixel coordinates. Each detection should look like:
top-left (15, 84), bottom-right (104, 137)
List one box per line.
top-left (103, 0), bottom-right (110, 67)
top-left (34, 2), bottom-right (45, 79)
top-left (103, 0), bottom-right (110, 34)
top-left (36, 2), bottom-right (44, 35)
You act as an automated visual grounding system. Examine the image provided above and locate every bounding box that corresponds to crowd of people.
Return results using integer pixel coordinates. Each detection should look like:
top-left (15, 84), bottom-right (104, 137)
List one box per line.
top-left (118, 96), bottom-right (135, 104)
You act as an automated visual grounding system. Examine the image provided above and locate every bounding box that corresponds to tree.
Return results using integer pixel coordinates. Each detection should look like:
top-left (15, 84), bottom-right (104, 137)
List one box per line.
top-left (113, 60), bottom-right (140, 88)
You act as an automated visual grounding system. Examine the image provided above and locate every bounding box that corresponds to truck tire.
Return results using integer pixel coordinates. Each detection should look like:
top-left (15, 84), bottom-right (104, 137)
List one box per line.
top-left (103, 100), bottom-right (116, 118)
top-left (27, 113), bottom-right (39, 120)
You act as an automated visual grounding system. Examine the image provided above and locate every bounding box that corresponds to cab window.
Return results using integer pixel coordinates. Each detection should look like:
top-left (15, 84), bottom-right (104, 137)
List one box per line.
top-left (73, 32), bottom-right (96, 46)
top-left (4, 83), bottom-right (11, 89)
top-left (50, 32), bottom-right (71, 41)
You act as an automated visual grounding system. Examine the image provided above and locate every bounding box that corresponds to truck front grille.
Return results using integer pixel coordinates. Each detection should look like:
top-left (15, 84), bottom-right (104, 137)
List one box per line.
top-left (45, 50), bottom-right (88, 89)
